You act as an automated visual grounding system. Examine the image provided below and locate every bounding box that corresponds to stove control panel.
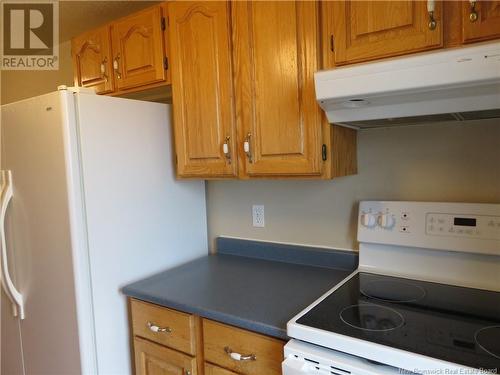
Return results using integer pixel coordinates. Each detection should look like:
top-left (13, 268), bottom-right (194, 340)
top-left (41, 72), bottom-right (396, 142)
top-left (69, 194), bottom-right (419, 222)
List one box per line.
top-left (358, 201), bottom-right (500, 256)
top-left (426, 213), bottom-right (500, 239)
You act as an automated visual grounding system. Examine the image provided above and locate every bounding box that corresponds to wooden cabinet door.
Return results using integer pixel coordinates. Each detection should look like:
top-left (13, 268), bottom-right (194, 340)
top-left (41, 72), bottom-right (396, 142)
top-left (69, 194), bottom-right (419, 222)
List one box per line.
top-left (203, 319), bottom-right (284, 375)
top-left (232, 1), bottom-right (323, 177)
top-left (72, 25), bottom-right (114, 94)
top-left (462, 0), bottom-right (500, 43)
top-left (160, 3), bottom-right (172, 85)
top-left (168, 1), bottom-right (237, 178)
top-left (134, 337), bottom-right (197, 375)
top-left (205, 363), bottom-right (239, 375)
top-left (323, 1), bottom-right (443, 67)
top-left (111, 6), bottom-right (165, 91)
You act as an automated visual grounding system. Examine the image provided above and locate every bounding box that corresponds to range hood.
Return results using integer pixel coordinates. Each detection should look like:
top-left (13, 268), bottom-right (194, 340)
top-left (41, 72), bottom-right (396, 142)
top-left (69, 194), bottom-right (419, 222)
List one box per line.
top-left (315, 42), bottom-right (500, 129)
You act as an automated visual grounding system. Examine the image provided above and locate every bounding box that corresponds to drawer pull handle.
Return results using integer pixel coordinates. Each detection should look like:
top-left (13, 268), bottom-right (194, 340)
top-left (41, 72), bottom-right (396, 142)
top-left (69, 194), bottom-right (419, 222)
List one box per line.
top-left (147, 321), bottom-right (172, 334)
top-left (224, 346), bottom-right (256, 361)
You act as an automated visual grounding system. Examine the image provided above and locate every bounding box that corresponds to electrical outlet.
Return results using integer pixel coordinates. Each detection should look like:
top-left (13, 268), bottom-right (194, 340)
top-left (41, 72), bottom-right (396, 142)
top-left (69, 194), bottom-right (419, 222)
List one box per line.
top-left (252, 205), bottom-right (265, 227)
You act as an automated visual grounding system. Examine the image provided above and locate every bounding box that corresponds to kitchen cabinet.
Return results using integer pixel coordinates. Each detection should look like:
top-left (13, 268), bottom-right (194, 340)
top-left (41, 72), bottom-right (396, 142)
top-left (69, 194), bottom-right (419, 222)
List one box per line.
top-left (203, 319), bottom-right (284, 375)
top-left (134, 337), bottom-right (197, 375)
top-left (232, 1), bottom-right (323, 177)
top-left (72, 25), bottom-right (114, 94)
top-left (168, 1), bottom-right (237, 178)
top-left (111, 6), bottom-right (166, 91)
top-left (129, 299), bottom-right (284, 375)
top-left (462, 0), bottom-right (500, 43)
top-left (72, 5), bottom-right (170, 96)
top-left (169, 0), bottom-right (356, 179)
top-left (322, 0), bottom-right (443, 67)
top-left (130, 299), bottom-right (197, 355)
top-left (205, 363), bottom-right (238, 375)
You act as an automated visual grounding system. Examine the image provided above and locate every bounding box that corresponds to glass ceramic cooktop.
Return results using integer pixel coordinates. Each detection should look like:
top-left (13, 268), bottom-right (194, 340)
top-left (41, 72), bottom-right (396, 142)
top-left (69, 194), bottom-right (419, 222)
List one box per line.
top-left (296, 272), bottom-right (500, 370)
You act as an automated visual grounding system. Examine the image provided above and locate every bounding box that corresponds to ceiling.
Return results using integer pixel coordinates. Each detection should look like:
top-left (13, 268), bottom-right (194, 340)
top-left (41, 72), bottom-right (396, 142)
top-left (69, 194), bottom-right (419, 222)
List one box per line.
top-left (59, 1), bottom-right (160, 42)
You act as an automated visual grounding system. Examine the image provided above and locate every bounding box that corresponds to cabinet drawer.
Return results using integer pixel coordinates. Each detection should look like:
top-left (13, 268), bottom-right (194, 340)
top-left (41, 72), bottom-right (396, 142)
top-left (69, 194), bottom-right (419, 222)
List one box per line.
top-left (131, 299), bottom-right (196, 355)
top-left (134, 337), bottom-right (197, 375)
top-left (205, 363), bottom-right (239, 375)
top-left (203, 319), bottom-right (284, 375)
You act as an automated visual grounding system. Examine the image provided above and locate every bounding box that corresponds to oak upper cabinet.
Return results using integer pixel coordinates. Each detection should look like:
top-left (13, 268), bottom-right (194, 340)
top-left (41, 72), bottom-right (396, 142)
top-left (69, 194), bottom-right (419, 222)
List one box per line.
top-left (232, 1), bottom-right (323, 177)
top-left (111, 6), bottom-right (166, 91)
top-left (462, 0), bottom-right (500, 43)
top-left (168, 1), bottom-right (237, 178)
top-left (134, 337), bottom-right (197, 375)
top-left (72, 25), bottom-right (114, 94)
top-left (323, 1), bottom-right (443, 67)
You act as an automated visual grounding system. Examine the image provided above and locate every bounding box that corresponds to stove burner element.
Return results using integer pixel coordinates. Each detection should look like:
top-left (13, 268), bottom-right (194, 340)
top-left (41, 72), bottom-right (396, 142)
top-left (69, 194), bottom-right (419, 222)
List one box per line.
top-left (340, 304), bottom-right (405, 332)
top-left (360, 279), bottom-right (426, 303)
top-left (475, 326), bottom-right (500, 359)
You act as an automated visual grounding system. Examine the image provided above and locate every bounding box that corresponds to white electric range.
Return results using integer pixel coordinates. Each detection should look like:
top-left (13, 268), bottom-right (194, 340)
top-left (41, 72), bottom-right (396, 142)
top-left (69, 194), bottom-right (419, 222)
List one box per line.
top-left (284, 201), bottom-right (500, 375)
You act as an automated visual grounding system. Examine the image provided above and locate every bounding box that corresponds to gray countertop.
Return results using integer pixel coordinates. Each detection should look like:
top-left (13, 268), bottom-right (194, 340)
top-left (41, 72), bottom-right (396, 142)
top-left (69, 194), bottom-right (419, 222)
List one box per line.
top-left (122, 238), bottom-right (357, 340)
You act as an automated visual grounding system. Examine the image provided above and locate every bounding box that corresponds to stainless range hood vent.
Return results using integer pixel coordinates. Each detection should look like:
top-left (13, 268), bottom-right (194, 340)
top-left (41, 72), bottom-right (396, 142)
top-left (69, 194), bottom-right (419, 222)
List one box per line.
top-left (315, 42), bottom-right (500, 129)
top-left (340, 109), bottom-right (500, 130)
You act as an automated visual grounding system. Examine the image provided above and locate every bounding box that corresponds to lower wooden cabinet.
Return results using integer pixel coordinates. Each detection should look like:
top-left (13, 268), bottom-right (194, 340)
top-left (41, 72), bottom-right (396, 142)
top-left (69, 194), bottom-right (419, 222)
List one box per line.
top-left (134, 337), bottom-right (197, 375)
top-left (131, 299), bottom-right (197, 355)
top-left (129, 299), bottom-right (285, 375)
top-left (204, 363), bottom-right (238, 375)
top-left (203, 319), bottom-right (284, 375)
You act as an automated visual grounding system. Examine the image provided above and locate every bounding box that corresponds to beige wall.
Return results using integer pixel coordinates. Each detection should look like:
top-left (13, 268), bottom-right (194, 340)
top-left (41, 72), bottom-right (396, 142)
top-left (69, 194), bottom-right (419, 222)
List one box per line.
top-left (206, 119), bottom-right (500, 252)
top-left (1, 41), bottom-right (73, 105)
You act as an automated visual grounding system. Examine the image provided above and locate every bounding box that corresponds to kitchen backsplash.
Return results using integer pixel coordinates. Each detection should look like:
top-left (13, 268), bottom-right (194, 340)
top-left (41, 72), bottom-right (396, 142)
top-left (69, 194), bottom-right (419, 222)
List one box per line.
top-left (206, 119), bottom-right (500, 252)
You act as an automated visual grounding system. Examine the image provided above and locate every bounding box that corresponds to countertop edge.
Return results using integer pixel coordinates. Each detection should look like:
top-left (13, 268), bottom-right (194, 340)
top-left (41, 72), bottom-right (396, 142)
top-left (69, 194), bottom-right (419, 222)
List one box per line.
top-left (123, 290), bottom-right (288, 340)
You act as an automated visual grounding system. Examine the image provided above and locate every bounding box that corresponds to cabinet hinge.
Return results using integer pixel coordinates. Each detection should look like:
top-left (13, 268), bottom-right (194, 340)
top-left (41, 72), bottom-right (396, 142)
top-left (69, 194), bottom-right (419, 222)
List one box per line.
top-left (330, 35), bottom-right (335, 52)
top-left (161, 17), bottom-right (166, 31)
top-left (164, 56), bottom-right (169, 70)
top-left (322, 144), bottom-right (328, 161)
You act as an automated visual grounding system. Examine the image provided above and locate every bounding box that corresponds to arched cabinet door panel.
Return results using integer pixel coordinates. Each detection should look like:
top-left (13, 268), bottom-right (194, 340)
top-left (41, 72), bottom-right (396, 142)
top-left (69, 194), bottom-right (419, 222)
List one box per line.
top-left (232, 1), bottom-right (323, 176)
top-left (111, 6), bottom-right (166, 91)
top-left (168, 1), bottom-right (237, 178)
top-left (72, 25), bottom-right (114, 94)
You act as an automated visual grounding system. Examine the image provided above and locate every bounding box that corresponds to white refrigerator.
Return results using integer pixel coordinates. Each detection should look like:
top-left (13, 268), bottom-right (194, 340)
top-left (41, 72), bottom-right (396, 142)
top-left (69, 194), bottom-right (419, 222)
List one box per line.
top-left (0, 87), bottom-right (208, 375)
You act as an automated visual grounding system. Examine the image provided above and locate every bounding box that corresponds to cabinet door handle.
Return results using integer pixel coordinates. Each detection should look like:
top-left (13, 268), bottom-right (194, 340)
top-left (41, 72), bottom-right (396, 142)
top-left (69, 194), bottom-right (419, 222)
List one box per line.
top-left (243, 133), bottom-right (253, 163)
top-left (147, 321), bottom-right (172, 333)
top-left (469, 0), bottom-right (478, 22)
top-left (427, 0), bottom-right (437, 30)
top-left (100, 57), bottom-right (108, 82)
top-left (223, 136), bottom-right (231, 164)
top-left (113, 54), bottom-right (122, 79)
top-left (224, 347), bottom-right (256, 361)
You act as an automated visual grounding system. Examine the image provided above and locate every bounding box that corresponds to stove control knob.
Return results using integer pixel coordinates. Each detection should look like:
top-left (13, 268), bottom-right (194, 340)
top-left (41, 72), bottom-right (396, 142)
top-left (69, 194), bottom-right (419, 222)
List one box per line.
top-left (379, 213), bottom-right (396, 229)
top-left (360, 213), bottom-right (377, 228)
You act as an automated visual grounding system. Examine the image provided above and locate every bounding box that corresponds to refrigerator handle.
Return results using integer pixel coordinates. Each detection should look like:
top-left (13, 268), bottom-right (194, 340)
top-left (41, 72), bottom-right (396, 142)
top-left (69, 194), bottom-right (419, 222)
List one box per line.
top-left (0, 170), bottom-right (25, 319)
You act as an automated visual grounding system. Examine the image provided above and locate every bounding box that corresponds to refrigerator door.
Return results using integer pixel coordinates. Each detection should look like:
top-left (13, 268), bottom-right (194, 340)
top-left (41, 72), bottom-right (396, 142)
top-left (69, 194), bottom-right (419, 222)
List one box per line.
top-left (74, 93), bottom-right (207, 375)
top-left (1, 92), bottom-right (82, 375)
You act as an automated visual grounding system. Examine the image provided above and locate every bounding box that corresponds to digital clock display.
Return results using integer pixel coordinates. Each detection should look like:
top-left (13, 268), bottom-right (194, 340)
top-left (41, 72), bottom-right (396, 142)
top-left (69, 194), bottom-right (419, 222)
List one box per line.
top-left (454, 217), bottom-right (477, 227)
